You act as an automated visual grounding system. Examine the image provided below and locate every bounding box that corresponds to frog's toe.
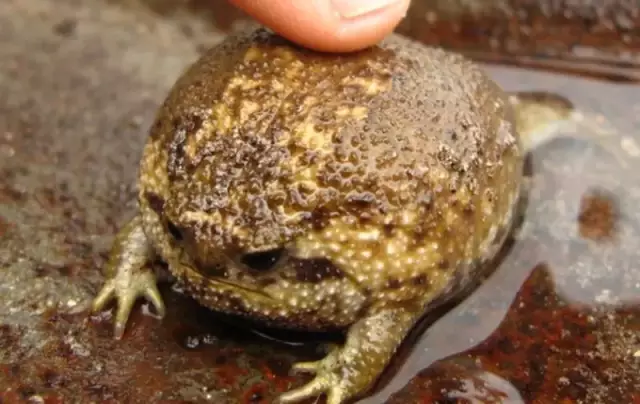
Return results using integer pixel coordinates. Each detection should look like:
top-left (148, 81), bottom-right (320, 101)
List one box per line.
top-left (113, 291), bottom-right (137, 340)
top-left (278, 376), bottom-right (330, 404)
top-left (92, 280), bottom-right (117, 313)
top-left (92, 270), bottom-right (165, 339)
top-left (279, 375), bottom-right (346, 404)
top-left (142, 280), bottom-right (165, 317)
top-left (278, 352), bottom-right (349, 404)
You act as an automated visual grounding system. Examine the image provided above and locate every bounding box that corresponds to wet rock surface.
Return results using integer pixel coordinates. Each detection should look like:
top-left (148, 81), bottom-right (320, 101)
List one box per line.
top-left (0, 1), bottom-right (639, 403)
top-left (396, 0), bottom-right (640, 82)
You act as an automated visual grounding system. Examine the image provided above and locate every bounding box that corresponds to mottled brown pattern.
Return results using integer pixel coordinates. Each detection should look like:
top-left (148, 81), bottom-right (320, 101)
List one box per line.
top-left (148, 29), bottom-right (398, 251)
top-left (165, 113), bottom-right (204, 180)
top-left (143, 28), bottom-right (520, 255)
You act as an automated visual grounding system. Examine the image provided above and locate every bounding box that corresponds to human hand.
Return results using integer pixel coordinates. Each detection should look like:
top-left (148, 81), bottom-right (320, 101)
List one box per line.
top-left (227, 0), bottom-right (411, 52)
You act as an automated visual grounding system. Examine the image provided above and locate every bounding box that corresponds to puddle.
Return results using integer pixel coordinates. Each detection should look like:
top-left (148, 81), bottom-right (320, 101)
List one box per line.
top-left (0, 1), bottom-right (638, 403)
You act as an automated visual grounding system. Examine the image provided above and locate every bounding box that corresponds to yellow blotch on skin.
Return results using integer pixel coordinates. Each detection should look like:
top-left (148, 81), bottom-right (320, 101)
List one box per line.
top-left (227, 77), bottom-right (260, 91)
top-left (336, 106), bottom-right (368, 119)
top-left (212, 103), bottom-right (232, 134)
top-left (341, 77), bottom-right (389, 95)
top-left (243, 46), bottom-right (262, 62)
top-left (271, 79), bottom-right (285, 92)
top-left (239, 100), bottom-right (260, 123)
top-left (295, 122), bottom-right (332, 151)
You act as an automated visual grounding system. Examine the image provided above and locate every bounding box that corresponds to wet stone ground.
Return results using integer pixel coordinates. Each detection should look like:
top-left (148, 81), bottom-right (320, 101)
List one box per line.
top-left (0, 0), bottom-right (639, 403)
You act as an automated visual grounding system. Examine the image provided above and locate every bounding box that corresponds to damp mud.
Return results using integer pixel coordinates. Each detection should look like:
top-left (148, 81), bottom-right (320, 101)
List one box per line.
top-left (0, 1), bottom-right (638, 403)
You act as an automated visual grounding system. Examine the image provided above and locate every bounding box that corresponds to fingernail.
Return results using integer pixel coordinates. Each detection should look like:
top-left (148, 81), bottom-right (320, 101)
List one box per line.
top-left (331, 0), bottom-right (402, 19)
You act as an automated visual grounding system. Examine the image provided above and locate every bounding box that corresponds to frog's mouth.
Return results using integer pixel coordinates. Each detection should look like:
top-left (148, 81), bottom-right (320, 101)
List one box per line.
top-left (204, 276), bottom-right (274, 299)
top-left (180, 260), bottom-right (276, 299)
top-left (176, 247), bottom-right (288, 299)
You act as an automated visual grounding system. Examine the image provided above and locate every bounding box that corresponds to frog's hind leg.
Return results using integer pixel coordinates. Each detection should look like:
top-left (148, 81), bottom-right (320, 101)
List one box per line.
top-left (92, 214), bottom-right (165, 339)
top-left (508, 91), bottom-right (623, 164)
top-left (278, 305), bottom-right (420, 404)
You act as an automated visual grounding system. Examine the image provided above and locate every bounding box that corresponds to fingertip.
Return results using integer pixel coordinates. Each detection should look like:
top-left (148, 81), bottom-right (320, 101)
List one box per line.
top-left (228, 0), bottom-right (410, 52)
top-left (330, 0), bottom-right (410, 52)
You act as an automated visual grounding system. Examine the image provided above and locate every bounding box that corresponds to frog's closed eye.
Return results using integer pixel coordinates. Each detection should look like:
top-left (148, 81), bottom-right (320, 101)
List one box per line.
top-left (167, 221), bottom-right (183, 241)
top-left (240, 248), bottom-right (286, 272)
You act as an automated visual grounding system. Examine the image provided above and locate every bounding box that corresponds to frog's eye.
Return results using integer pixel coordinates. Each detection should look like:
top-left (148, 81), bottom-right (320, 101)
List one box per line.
top-left (167, 221), bottom-right (183, 241)
top-left (240, 248), bottom-right (286, 272)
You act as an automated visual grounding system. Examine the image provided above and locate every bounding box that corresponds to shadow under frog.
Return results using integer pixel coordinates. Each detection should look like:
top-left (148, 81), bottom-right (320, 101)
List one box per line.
top-left (90, 28), bottom-right (603, 404)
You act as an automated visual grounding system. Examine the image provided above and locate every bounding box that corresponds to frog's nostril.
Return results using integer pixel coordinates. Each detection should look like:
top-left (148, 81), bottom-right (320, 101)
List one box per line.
top-left (241, 248), bottom-right (286, 272)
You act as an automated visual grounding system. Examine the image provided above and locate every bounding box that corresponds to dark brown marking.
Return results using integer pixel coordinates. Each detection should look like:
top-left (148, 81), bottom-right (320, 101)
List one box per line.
top-left (255, 276), bottom-right (278, 288)
top-left (386, 278), bottom-right (401, 289)
top-left (53, 18), bottom-right (76, 37)
top-left (411, 274), bottom-right (428, 286)
top-left (144, 191), bottom-right (165, 215)
top-left (348, 191), bottom-right (377, 204)
top-left (195, 262), bottom-right (229, 279)
top-left (410, 227), bottom-right (428, 245)
top-left (383, 223), bottom-right (395, 237)
top-left (289, 257), bottom-right (345, 284)
top-left (309, 208), bottom-right (331, 231)
top-left (462, 204), bottom-right (475, 216)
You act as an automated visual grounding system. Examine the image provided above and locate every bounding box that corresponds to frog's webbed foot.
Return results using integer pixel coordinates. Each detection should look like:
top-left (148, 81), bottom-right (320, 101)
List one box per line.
top-left (278, 308), bottom-right (418, 404)
top-left (91, 215), bottom-right (165, 339)
top-left (278, 345), bottom-right (347, 404)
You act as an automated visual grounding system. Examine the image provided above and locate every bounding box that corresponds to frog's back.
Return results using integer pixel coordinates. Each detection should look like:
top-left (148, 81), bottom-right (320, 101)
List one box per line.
top-left (139, 30), bottom-right (523, 298)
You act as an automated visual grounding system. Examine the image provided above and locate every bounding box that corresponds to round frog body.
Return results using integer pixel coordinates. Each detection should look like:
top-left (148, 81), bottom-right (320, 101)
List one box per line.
top-left (92, 29), bottom-right (576, 404)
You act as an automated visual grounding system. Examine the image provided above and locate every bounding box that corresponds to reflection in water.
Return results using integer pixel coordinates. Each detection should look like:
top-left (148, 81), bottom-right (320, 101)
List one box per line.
top-left (442, 370), bottom-right (525, 403)
top-left (361, 68), bottom-right (640, 403)
top-left (382, 356), bottom-right (528, 403)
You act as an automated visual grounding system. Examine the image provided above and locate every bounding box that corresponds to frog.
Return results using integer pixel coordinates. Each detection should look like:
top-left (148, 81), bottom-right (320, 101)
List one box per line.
top-left (91, 28), bottom-right (587, 404)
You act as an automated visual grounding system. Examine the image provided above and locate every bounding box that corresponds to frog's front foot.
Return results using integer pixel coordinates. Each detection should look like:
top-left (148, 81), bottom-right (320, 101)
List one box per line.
top-left (91, 215), bottom-right (165, 339)
top-left (92, 266), bottom-right (164, 339)
top-left (278, 308), bottom-right (419, 404)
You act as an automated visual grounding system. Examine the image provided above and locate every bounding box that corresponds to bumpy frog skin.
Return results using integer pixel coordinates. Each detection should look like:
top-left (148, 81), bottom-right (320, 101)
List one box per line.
top-left (92, 29), bottom-right (576, 404)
